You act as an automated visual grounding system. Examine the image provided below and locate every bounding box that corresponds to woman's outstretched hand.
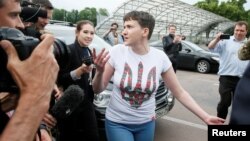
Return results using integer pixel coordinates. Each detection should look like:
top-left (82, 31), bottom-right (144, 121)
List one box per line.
top-left (204, 115), bottom-right (225, 125)
top-left (92, 48), bottom-right (110, 72)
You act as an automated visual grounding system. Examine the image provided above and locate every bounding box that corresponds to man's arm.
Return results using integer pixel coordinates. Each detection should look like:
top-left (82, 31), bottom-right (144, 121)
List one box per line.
top-left (208, 33), bottom-right (222, 49)
top-left (0, 34), bottom-right (59, 141)
top-left (162, 36), bottom-right (174, 54)
top-left (102, 28), bottom-right (112, 39)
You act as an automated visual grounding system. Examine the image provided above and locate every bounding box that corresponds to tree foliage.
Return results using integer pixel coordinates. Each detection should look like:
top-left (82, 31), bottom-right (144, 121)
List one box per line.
top-left (52, 9), bottom-right (67, 21)
top-left (98, 8), bottom-right (109, 16)
top-left (194, 0), bottom-right (250, 24)
top-left (52, 7), bottom-right (109, 26)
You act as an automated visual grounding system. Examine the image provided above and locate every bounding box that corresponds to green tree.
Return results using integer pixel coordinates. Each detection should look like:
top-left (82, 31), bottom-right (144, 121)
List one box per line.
top-left (98, 8), bottom-right (109, 16)
top-left (78, 7), bottom-right (97, 26)
top-left (195, 0), bottom-right (249, 35)
top-left (66, 9), bottom-right (79, 23)
top-left (195, 0), bottom-right (219, 12)
top-left (195, 0), bottom-right (248, 22)
top-left (52, 9), bottom-right (67, 21)
top-left (52, 7), bottom-right (109, 26)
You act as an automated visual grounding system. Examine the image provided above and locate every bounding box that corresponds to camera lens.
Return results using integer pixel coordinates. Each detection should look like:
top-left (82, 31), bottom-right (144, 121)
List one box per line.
top-left (53, 38), bottom-right (71, 71)
top-left (0, 28), bottom-right (72, 93)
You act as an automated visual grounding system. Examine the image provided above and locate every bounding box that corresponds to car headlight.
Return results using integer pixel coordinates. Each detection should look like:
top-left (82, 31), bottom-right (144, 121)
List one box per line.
top-left (211, 56), bottom-right (219, 62)
top-left (93, 82), bottom-right (113, 108)
top-left (167, 91), bottom-right (174, 103)
top-left (94, 90), bottom-right (111, 107)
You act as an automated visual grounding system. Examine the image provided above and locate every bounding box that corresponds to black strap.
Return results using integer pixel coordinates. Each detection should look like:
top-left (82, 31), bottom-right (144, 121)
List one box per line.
top-left (0, 111), bottom-right (9, 133)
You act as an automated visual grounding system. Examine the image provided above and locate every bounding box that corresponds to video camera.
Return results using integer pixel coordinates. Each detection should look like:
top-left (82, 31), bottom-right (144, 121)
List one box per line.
top-left (82, 56), bottom-right (94, 66)
top-left (0, 28), bottom-right (71, 93)
top-left (0, 1), bottom-right (72, 94)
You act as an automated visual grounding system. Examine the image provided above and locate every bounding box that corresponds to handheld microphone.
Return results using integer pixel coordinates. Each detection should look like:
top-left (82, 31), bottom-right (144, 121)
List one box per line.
top-left (50, 85), bottom-right (84, 120)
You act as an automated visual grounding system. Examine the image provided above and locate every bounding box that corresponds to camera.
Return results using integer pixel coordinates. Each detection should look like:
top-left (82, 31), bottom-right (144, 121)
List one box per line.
top-left (220, 34), bottom-right (230, 40)
top-left (0, 27), bottom-right (71, 93)
top-left (82, 56), bottom-right (94, 66)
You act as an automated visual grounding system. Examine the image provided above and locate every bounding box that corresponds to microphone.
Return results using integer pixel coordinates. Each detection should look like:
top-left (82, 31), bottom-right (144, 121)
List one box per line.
top-left (238, 39), bottom-right (250, 60)
top-left (50, 85), bottom-right (84, 120)
top-left (20, 7), bottom-right (47, 22)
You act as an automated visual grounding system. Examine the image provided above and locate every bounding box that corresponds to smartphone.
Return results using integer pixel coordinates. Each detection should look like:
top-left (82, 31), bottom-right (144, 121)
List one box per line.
top-left (220, 34), bottom-right (230, 39)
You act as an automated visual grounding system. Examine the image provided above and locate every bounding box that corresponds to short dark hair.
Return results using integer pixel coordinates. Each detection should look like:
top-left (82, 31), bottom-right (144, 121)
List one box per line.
top-left (235, 21), bottom-right (248, 31)
top-left (32, 0), bottom-right (54, 10)
top-left (181, 35), bottom-right (186, 40)
top-left (111, 22), bottom-right (119, 28)
top-left (76, 20), bottom-right (94, 32)
top-left (123, 10), bottom-right (155, 40)
top-left (167, 24), bottom-right (176, 30)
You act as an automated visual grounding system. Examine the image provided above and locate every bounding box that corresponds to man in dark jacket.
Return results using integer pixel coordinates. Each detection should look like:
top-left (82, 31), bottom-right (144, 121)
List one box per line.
top-left (162, 24), bottom-right (182, 72)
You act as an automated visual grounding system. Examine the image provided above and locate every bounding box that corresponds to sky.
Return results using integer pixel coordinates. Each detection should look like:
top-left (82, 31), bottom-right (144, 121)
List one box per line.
top-left (50, 0), bottom-right (250, 13)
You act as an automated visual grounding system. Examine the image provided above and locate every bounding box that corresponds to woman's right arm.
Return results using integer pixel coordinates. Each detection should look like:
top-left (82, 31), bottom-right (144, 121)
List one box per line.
top-left (92, 48), bottom-right (112, 94)
top-left (92, 63), bottom-right (114, 94)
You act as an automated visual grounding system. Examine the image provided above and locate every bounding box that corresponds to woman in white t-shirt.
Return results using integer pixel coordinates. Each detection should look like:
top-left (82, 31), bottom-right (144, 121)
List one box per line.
top-left (92, 11), bottom-right (225, 141)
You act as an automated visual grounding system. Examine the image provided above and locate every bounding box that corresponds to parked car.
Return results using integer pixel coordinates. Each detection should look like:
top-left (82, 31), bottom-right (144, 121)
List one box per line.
top-left (150, 40), bottom-right (219, 73)
top-left (45, 23), bottom-right (113, 54)
top-left (45, 22), bottom-right (175, 139)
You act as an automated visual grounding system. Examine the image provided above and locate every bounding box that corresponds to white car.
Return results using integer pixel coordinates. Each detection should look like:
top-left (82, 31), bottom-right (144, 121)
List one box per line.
top-left (45, 24), bottom-right (111, 54)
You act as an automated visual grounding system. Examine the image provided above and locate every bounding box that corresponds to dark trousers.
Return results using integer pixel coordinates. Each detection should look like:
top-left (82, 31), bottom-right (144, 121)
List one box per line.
top-left (170, 57), bottom-right (177, 73)
top-left (217, 76), bottom-right (240, 119)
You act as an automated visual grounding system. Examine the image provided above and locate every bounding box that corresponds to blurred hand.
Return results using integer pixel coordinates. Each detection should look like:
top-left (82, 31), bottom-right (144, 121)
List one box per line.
top-left (0, 34), bottom-right (59, 112)
top-left (110, 27), bottom-right (116, 31)
top-left (35, 129), bottom-right (52, 141)
top-left (92, 48), bottom-right (110, 73)
top-left (204, 115), bottom-right (225, 125)
top-left (53, 85), bottom-right (62, 100)
top-left (215, 32), bottom-right (223, 41)
top-left (42, 113), bottom-right (57, 129)
top-left (80, 63), bottom-right (93, 73)
top-left (173, 35), bottom-right (182, 43)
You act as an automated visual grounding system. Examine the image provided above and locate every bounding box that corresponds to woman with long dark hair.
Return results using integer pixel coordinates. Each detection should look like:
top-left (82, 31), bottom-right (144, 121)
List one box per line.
top-left (57, 20), bottom-right (99, 141)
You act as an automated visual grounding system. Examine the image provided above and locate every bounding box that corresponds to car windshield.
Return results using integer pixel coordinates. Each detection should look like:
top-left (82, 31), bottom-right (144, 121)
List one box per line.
top-left (89, 34), bottom-right (112, 53)
top-left (182, 41), bottom-right (203, 51)
top-left (45, 24), bottom-right (112, 54)
top-left (150, 40), bottom-right (162, 47)
top-left (45, 24), bottom-right (75, 45)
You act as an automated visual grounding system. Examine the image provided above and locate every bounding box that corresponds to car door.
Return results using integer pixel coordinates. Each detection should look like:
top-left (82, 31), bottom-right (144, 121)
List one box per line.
top-left (178, 42), bottom-right (197, 69)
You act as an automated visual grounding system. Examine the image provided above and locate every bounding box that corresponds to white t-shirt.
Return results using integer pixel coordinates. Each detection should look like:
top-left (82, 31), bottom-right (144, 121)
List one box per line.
top-left (106, 44), bottom-right (171, 124)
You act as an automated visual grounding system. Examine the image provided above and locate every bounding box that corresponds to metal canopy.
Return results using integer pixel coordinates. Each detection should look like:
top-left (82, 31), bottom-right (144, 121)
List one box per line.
top-left (95, 0), bottom-right (235, 41)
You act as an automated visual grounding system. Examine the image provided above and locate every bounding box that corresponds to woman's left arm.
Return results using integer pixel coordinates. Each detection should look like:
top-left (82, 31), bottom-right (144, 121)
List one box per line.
top-left (161, 67), bottom-right (225, 125)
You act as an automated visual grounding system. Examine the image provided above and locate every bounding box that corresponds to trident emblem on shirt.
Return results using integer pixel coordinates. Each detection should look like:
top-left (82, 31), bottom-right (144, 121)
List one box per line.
top-left (120, 62), bottom-right (157, 108)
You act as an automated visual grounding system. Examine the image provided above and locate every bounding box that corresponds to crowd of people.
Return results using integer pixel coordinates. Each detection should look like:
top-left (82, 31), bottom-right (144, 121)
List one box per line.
top-left (0, 0), bottom-right (250, 141)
